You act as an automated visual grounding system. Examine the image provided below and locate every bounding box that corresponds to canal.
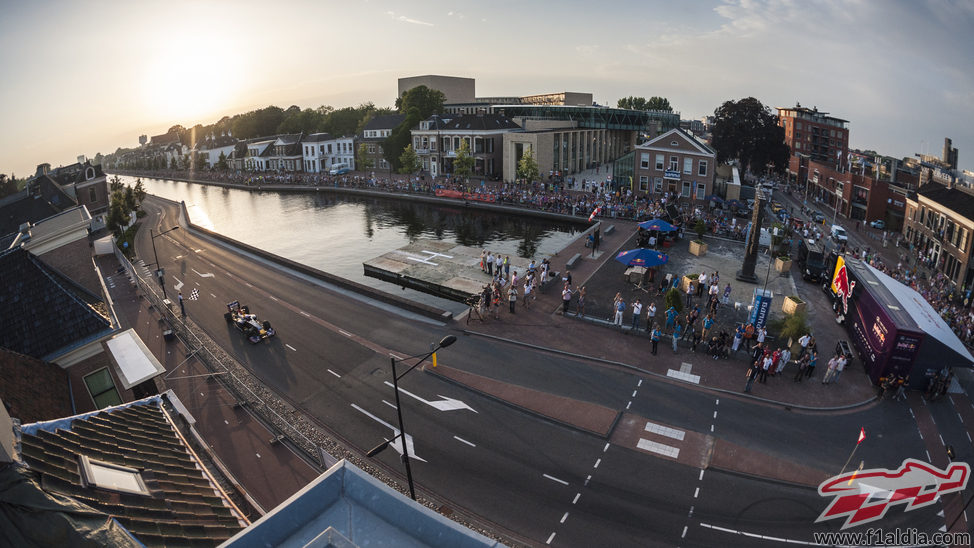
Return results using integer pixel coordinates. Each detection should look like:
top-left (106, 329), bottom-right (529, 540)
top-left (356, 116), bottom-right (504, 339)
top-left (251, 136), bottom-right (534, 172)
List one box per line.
top-left (117, 176), bottom-right (583, 313)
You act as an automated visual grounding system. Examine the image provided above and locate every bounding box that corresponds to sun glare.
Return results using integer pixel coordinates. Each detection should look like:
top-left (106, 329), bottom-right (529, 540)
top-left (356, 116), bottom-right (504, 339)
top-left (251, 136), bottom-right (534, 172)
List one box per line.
top-left (142, 42), bottom-right (243, 125)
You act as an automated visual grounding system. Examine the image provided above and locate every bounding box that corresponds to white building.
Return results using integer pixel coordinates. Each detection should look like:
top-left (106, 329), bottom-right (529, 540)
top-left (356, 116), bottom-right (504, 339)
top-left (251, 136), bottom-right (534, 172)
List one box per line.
top-left (301, 134), bottom-right (355, 173)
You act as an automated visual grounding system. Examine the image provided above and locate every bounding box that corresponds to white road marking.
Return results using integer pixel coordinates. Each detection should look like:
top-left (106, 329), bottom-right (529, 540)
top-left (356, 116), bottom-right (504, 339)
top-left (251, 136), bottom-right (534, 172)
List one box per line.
top-left (173, 277), bottom-right (184, 291)
top-left (300, 311), bottom-right (311, 317)
top-left (543, 474), bottom-right (569, 486)
top-left (967, 431), bottom-right (972, 443)
top-left (637, 438), bottom-right (680, 459)
top-left (327, 369), bottom-right (342, 378)
top-left (644, 421), bottom-right (686, 441)
top-left (383, 382), bottom-right (476, 412)
top-left (626, 401), bottom-right (632, 410)
top-left (666, 369), bottom-right (701, 383)
top-left (926, 449), bottom-right (932, 461)
top-left (224, 420), bottom-right (229, 425)
top-left (940, 434), bottom-right (946, 446)
top-left (256, 453), bottom-right (261, 459)
top-left (382, 400), bottom-right (397, 410)
top-left (603, 442), bottom-right (610, 452)
top-left (682, 525), bottom-right (688, 539)
top-left (713, 410), bottom-right (718, 419)
top-left (560, 512), bottom-right (569, 524)
top-left (245, 282), bottom-right (253, 288)
top-left (632, 390), bottom-right (637, 398)
top-left (406, 256), bottom-right (438, 265)
top-left (192, 268), bottom-right (214, 277)
top-left (637, 379), bottom-right (643, 387)
top-left (453, 436), bottom-right (476, 447)
top-left (546, 532), bottom-right (555, 545)
top-left (711, 424), bottom-right (715, 432)
top-left (350, 404), bottom-right (426, 462)
top-left (593, 458), bottom-right (601, 469)
top-left (699, 470), bottom-right (705, 481)
top-left (585, 475), bottom-right (591, 486)
top-left (572, 493), bottom-right (581, 504)
top-left (694, 487), bottom-right (700, 498)
top-left (699, 522), bottom-right (824, 545)
top-left (270, 295), bottom-right (279, 301)
top-left (210, 293), bottom-right (216, 298)
top-left (285, 344), bottom-right (297, 351)
top-left (339, 329), bottom-right (352, 337)
top-left (715, 398), bottom-right (719, 405)
top-left (226, 272), bottom-right (233, 278)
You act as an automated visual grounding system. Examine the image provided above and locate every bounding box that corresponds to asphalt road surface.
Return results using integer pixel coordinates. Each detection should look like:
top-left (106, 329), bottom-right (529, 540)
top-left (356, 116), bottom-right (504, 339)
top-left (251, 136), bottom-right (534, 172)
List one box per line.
top-left (136, 196), bottom-right (958, 546)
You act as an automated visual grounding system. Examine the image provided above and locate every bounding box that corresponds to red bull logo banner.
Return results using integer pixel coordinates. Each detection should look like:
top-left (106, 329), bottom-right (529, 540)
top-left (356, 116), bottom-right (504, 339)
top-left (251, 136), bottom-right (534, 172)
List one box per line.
top-left (817, 459), bottom-right (970, 529)
top-left (831, 255), bottom-right (856, 314)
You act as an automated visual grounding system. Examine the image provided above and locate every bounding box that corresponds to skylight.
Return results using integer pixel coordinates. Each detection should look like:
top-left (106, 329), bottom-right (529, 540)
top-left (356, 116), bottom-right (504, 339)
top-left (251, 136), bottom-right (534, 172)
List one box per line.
top-left (79, 455), bottom-right (149, 495)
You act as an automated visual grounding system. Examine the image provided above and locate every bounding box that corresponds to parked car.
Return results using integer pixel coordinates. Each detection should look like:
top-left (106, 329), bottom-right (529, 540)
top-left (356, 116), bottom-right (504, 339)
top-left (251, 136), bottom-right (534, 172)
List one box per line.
top-left (811, 210), bottom-right (826, 222)
top-left (830, 224), bottom-right (849, 243)
top-left (870, 219), bottom-right (886, 229)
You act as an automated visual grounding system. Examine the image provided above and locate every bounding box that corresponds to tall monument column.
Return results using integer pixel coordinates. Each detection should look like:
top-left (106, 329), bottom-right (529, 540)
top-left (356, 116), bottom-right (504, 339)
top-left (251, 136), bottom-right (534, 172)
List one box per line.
top-left (736, 185), bottom-right (767, 283)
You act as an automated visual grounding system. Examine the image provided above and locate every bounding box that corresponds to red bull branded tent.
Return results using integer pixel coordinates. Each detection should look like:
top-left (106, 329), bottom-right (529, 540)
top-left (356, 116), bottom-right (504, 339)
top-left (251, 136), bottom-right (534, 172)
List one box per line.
top-left (830, 256), bottom-right (974, 389)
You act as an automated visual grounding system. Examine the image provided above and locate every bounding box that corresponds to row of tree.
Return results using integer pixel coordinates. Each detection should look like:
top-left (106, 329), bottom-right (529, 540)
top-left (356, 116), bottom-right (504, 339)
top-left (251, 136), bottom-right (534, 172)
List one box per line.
top-left (105, 176), bottom-right (147, 235)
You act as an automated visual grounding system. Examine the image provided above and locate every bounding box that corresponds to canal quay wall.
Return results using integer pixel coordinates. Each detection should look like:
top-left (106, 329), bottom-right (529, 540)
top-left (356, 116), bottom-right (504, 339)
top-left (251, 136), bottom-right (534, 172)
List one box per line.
top-left (133, 175), bottom-right (596, 320)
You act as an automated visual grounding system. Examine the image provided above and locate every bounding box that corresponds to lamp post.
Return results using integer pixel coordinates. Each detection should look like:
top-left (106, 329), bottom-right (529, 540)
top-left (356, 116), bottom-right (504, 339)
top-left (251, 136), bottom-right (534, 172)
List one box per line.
top-left (367, 334), bottom-right (457, 500)
top-left (149, 226), bottom-right (180, 299)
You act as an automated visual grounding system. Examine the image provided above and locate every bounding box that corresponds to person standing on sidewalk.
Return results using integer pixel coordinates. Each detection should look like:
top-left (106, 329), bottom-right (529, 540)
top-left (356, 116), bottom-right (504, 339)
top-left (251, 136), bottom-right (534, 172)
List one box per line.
top-left (646, 302), bottom-right (656, 332)
top-left (797, 333), bottom-right (811, 358)
top-left (178, 291), bottom-right (185, 316)
top-left (777, 347), bottom-right (791, 375)
top-left (486, 252), bottom-right (494, 276)
top-left (701, 313), bottom-right (715, 340)
top-left (822, 354), bottom-right (839, 384)
top-left (632, 299), bottom-right (642, 331)
top-left (672, 322), bottom-right (682, 353)
top-left (732, 325), bottom-right (743, 353)
top-left (697, 272), bottom-right (708, 297)
top-left (685, 280), bottom-right (694, 307)
top-left (561, 284), bottom-right (573, 315)
top-left (576, 286), bottom-right (586, 317)
top-left (613, 293), bottom-right (625, 328)
top-left (745, 360), bottom-right (759, 393)
top-left (760, 352), bottom-right (773, 383)
top-left (794, 353), bottom-right (810, 382)
top-left (805, 350), bottom-right (818, 379)
top-left (508, 285), bottom-right (517, 314)
top-left (651, 325), bottom-right (661, 355)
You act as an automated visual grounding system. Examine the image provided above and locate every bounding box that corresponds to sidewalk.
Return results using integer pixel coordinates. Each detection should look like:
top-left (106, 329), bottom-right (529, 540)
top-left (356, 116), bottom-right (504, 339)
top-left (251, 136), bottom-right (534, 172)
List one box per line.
top-left (97, 253), bottom-right (320, 512)
top-left (460, 219), bottom-right (877, 410)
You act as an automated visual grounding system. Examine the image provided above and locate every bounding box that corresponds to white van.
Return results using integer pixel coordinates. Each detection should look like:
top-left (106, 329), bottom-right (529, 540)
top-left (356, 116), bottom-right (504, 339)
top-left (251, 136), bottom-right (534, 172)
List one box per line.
top-left (831, 225), bottom-right (848, 243)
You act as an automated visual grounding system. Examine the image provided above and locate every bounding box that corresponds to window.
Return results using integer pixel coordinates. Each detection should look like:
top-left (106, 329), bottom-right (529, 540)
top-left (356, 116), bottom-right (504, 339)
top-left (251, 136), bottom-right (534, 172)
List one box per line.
top-left (683, 158), bottom-right (692, 174)
top-left (796, 122), bottom-right (802, 130)
top-left (319, 145), bottom-right (324, 154)
top-left (88, 187), bottom-right (97, 202)
top-left (79, 455), bottom-right (149, 495)
top-left (654, 178), bottom-right (663, 193)
top-left (696, 182), bottom-right (706, 200)
top-left (367, 144), bottom-right (376, 154)
top-left (486, 138), bottom-right (494, 153)
top-left (698, 160), bottom-right (708, 177)
top-left (84, 368), bottom-right (122, 409)
top-left (669, 156), bottom-right (679, 171)
top-left (474, 137), bottom-right (483, 154)
top-left (639, 175), bottom-right (649, 192)
top-left (421, 137), bottom-right (428, 149)
top-left (453, 137), bottom-right (460, 150)
top-left (640, 153), bottom-right (650, 169)
top-left (655, 154), bottom-right (664, 170)
top-left (682, 181), bottom-right (691, 197)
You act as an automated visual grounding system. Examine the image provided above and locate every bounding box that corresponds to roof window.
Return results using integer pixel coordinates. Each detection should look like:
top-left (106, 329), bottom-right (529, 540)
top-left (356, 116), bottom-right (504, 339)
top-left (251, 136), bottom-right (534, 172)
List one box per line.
top-left (79, 455), bottom-right (149, 495)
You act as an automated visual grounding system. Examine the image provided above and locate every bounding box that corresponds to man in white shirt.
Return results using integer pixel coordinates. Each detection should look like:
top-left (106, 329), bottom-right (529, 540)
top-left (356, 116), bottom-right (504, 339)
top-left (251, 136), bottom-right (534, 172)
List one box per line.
top-left (798, 333), bottom-right (811, 358)
top-left (632, 300), bottom-right (643, 331)
top-left (697, 272), bottom-right (708, 297)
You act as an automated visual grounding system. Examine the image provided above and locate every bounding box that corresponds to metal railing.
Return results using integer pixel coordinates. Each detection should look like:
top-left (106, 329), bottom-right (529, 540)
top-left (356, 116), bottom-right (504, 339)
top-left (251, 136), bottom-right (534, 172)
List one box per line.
top-left (113, 244), bottom-right (326, 469)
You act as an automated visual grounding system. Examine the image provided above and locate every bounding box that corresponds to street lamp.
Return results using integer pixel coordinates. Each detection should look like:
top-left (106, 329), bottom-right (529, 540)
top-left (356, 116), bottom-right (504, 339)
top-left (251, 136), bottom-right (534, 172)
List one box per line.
top-left (149, 226), bottom-right (180, 299)
top-left (367, 334), bottom-right (457, 500)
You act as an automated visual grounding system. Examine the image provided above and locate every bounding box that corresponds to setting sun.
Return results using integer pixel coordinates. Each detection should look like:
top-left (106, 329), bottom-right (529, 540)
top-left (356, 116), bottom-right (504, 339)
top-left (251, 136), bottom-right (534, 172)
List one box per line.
top-left (141, 41), bottom-right (243, 124)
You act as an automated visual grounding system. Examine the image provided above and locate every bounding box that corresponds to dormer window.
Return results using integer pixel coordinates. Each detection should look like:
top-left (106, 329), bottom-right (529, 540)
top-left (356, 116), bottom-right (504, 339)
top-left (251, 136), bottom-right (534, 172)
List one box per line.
top-left (670, 141), bottom-right (679, 147)
top-left (78, 455), bottom-right (149, 495)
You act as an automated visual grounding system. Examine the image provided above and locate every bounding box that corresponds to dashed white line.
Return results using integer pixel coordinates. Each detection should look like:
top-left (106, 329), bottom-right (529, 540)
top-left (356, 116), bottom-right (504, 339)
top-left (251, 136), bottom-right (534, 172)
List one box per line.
top-left (210, 293), bottom-right (216, 298)
top-left (584, 475), bottom-right (591, 486)
top-left (603, 442), bottom-right (610, 453)
top-left (626, 401), bottom-right (632, 409)
top-left (694, 487), bottom-right (700, 498)
top-left (699, 470), bottom-right (705, 481)
top-left (698, 523), bottom-right (822, 545)
top-left (715, 398), bottom-right (719, 405)
top-left (682, 525), bottom-right (688, 539)
top-left (255, 453), bottom-right (261, 459)
top-left (339, 329), bottom-right (352, 337)
top-left (713, 410), bottom-right (718, 419)
top-left (269, 296), bottom-right (279, 301)
top-left (926, 449), bottom-right (932, 461)
top-left (245, 282), bottom-right (253, 288)
top-left (967, 431), bottom-right (972, 443)
top-left (546, 532), bottom-right (556, 545)
top-left (543, 474), bottom-right (569, 486)
top-left (958, 412), bottom-right (965, 423)
top-left (572, 493), bottom-right (581, 504)
top-left (593, 459), bottom-right (601, 469)
top-left (637, 379), bottom-right (643, 387)
top-left (300, 311), bottom-right (311, 317)
top-left (327, 369), bottom-right (341, 378)
top-left (632, 390), bottom-right (637, 398)
top-left (560, 512), bottom-right (569, 524)
top-left (453, 436), bottom-right (476, 447)
top-left (285, 344), bottom-right (297, 351)
top-left (939, 434), bottom-right (946, 446)
top-left (224, 420), bottom-right (229, 425)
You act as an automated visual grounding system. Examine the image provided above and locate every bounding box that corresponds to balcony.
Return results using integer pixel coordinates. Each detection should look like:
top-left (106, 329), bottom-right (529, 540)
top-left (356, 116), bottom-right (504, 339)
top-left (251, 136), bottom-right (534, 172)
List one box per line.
top-left (414, 148), bottom-right (430, 154)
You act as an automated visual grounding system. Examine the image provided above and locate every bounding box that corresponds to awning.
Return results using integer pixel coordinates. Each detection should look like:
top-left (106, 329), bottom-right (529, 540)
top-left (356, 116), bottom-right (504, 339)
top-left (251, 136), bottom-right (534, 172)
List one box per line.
top-left (105, 329), bottom-right (165, 390)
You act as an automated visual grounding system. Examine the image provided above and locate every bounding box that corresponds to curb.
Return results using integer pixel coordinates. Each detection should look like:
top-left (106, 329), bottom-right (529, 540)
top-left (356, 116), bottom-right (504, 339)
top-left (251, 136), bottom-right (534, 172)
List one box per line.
top-left (461, 329), bottom-right (877, 412)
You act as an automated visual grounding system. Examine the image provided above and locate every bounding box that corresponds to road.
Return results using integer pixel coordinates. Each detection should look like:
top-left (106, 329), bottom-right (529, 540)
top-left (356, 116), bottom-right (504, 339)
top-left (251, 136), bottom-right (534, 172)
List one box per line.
top-left (135, 196), bottom-right (962, 546)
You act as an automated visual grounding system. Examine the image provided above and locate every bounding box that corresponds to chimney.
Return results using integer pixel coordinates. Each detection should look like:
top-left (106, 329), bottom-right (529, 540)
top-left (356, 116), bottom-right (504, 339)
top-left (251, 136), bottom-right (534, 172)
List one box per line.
top-left (77, 155), bottom-right (86, 165)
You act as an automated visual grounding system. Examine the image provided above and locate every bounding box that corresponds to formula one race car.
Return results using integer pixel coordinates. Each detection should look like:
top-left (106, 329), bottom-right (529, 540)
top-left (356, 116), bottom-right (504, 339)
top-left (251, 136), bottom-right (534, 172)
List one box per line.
top-left (224, 301), bottom-right (275, 343)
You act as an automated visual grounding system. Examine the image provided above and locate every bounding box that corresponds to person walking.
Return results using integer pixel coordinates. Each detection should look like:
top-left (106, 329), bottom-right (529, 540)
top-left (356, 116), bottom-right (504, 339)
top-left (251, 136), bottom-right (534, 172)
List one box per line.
top-left (651, 325), bottom-right (661, 355)
top-left (777, 347), bottom-right (791, 375)
top-left (561, 284), bottom-right (573, 315)
top-left (178, 291), bottom-right (185, 316)
top-left (632, 299), bottom-right (642, 331)
top-left (832, 354), bottom-right (847, 384)
top-left (745, 360), bottom-right (760, 393)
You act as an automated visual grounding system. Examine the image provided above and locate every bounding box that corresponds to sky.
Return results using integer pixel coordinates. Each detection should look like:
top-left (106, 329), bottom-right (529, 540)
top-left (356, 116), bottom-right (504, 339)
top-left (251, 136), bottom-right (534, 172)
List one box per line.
top-left (1, 0), bottom-right (972, 178)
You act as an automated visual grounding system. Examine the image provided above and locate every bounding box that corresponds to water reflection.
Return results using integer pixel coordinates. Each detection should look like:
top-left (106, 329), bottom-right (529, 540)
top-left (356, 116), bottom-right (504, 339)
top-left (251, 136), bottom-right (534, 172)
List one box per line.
top-left (119, 176), bottom-right (581, 308)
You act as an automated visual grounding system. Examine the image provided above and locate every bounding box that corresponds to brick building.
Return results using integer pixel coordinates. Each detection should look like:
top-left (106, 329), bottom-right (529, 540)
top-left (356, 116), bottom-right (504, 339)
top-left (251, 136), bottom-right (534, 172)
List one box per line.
top-left (904, 183), bottom-right (974, 289)
top-left (777, 103), bottom-right (849, 171)
top-left (630, 128), bottom-right (716, 199)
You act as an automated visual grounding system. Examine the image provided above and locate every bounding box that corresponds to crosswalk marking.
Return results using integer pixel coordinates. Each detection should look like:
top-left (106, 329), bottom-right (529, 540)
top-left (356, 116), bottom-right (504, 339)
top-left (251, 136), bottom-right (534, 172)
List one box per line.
top-left (637, 438), bottom-right (680, 458)
top-left (644, 421), bottom-right (686, 441)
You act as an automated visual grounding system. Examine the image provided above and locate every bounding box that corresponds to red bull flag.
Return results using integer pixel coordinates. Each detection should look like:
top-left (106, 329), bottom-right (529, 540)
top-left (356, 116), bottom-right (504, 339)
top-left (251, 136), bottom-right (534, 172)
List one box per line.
top-left (830, 255), bottom-right (856, 314)
top-left (588, 206), bottom-right (602, 222)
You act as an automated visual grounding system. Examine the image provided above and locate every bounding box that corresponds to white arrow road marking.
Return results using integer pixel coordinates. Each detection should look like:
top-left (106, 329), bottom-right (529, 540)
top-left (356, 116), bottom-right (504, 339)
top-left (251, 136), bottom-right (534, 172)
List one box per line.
top-left (351, 404), bottom-right (426, 462)
top-left (173, 277), bottom-right (184, 291)
top-left (192, 268), bottom-right (215, 278)
top-left (383, 382), bottom-right (477, 412)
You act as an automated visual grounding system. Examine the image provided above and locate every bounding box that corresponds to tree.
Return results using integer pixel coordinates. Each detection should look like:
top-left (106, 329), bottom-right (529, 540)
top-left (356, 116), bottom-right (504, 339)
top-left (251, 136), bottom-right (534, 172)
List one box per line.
top-left (453, 140), bottom-right (474, 180)
top-left (383, 107), bottom-right (422, 171)
top-left (617, 96), bottom-right (673, 112)
top-left (357, 143), bottom-right (374, 171)
top-left (710, 97), bottom-right (790, 176)
top-left (0, 174), bottom-right (18, 198)
top-left (664, 287), bottom-right (684, 314)
top-left (133, 178), bottom-right (147, 204)
top-left (516, 147), bottom-right (540, 183)
top-left (109, 175), bottom-right (125, 193)
top-left (398, 145), bottom-right (420, 174)
top-left (215, 151), bottom-right (229, 170)
top-left (396, 85), bottom-right (446, 119)
top-left (105, 191), bottom-right (131, 235)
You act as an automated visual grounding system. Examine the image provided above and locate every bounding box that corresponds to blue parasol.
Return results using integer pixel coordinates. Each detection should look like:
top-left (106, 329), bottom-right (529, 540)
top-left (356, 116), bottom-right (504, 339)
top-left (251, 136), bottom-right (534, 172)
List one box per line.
top-left (615, 248), bottom-right (669, 268)
top-left (638, 218), bottom-right (677, 232)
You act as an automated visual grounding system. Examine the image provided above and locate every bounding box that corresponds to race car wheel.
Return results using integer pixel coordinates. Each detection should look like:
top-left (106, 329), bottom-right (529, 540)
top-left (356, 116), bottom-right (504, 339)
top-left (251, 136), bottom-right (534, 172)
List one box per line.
top-left (224, 312), bottom-right (232, 324)
top-left (263, 320), bottom-right (272, 330)
top-left (241, 305), bottom-right (250, 314)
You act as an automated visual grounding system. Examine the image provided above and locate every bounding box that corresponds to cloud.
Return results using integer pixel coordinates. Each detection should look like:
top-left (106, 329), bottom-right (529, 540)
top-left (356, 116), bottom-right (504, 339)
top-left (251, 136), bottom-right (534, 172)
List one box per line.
top-left (386, 10), bottom-right (434, 26)
top-left (447, 11), bottom-right (465, 19)
top-left (575, 44), bottom-right (600, 56)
